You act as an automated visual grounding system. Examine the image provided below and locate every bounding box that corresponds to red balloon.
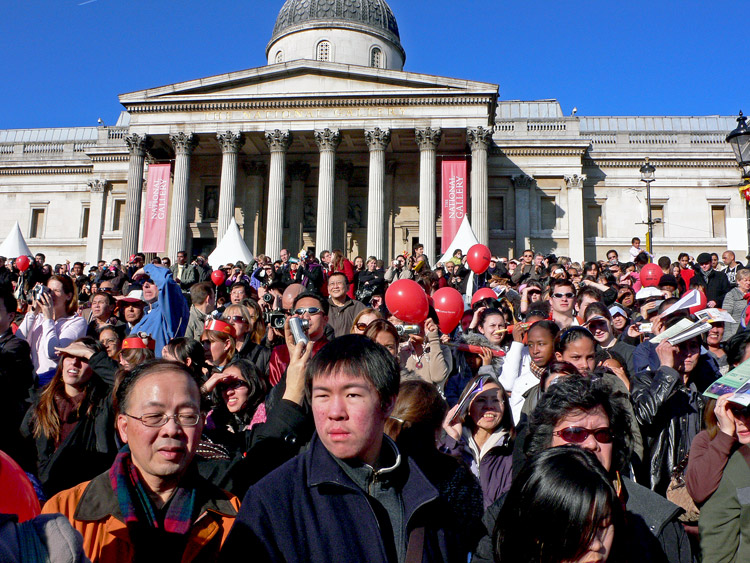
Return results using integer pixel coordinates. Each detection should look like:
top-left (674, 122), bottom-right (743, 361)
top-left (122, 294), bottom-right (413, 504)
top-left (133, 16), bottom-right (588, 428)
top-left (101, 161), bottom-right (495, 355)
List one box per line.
top-left (0, 450), bottom-right (41, 523)
top-left (466, 244), bottom-right (492, 274)
top-left (432, 287), bottom-right (465, 333)
top-left (640, 263), bottom-right (662, 287)
top-left (471, 287), bottom-right (498, 307)
top-left (16, 255), bottom-right (30, 272)
top-left (385, 279), bottom-right (430, 324)
top-left (689, 290), bottom-right (708, 315)
top-left (210, 270), bottom-right (226, 286)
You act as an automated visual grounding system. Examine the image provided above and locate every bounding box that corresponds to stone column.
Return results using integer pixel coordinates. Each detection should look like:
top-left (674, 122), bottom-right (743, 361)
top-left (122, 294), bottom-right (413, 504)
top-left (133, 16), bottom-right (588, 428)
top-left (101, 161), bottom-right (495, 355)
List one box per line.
top-left (365, 128), bottom-right (391, 260)
top-left (85, 178), bottom-right (108, 264)
top-left (241, 161), bottom-right (266, 255)
top-left (122, 133), bottom-right (152, 259)
top-left (314, 128), bottom-right (341, 254)
top-left (512, 174), bottom-right (533, 257)
top-left (415, 127), bottom-right (442, 265)
top-left (565, 174), bottom-right (587, 262)
top-left (334, 161), bottom-right (354, 252)
top-left (264, 130), bottom-right (292, 259)
top-left (168, 132), bottom-right (198, 258)
top-left (288, 161), bottom-right (311, 253)
top-left (385, 161), bottom-right (397, 258)
top-left (468, 126), bottom-right (492, 246)
top-left (216, 131), bottom-right (245, 243)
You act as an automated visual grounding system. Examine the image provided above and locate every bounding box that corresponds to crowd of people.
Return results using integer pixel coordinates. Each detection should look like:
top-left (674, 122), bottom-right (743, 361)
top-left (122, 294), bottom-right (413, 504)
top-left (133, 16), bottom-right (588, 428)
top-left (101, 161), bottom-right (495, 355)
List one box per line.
top-left (0, 237), bottom-right (749, 562)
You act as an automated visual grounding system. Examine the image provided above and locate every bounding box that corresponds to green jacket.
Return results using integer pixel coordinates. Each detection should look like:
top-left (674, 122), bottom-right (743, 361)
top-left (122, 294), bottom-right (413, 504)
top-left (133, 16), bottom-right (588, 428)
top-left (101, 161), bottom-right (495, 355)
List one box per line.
top-left (700, 445), bottom-right (750, 563)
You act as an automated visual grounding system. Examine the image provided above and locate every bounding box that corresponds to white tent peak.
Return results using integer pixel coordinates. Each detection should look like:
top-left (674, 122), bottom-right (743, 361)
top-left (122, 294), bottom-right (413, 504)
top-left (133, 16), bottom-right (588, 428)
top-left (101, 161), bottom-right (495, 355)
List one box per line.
top-left (437, 216), bottom-right (480, 265)
top-left (0, 221), bottom-right (32, 259)
top-left (208, 218), bottom-right (254, 268)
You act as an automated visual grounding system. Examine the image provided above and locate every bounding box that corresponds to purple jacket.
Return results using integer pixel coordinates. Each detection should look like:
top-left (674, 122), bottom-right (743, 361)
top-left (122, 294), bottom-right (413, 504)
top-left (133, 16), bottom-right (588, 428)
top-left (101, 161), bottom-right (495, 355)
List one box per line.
top-left (439, 431), bottom-right (513, 509)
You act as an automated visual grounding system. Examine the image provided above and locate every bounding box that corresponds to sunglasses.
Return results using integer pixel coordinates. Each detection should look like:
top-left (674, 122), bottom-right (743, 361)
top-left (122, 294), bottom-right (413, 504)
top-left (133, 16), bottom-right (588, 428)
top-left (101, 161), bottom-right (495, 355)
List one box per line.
top-left (293, 307), bottom-right (323, 316)
top-left (552, 292), bottom-right (575, 299)
top-left (217, 379), bottom-right (248, 393)
top-left (355, 322), bottom-right (370, 331)
top-left (226, 315), bottom-right (248, 324)
top-left (553, 426), bottom-right (614, 444)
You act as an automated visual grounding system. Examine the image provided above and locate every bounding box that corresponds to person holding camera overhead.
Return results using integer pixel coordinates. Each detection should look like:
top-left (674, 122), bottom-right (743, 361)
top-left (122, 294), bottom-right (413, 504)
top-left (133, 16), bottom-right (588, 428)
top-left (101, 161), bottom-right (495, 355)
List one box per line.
top-left (17, 274), bottom-right (87, 387)
top-left (384, 254), bottom-right (414, 282)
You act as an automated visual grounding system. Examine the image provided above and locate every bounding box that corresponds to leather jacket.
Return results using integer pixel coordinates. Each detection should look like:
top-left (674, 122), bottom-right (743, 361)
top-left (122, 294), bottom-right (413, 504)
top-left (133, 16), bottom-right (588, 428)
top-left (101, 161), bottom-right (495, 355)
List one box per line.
top-left (630, 360), bottom-right (718, 495)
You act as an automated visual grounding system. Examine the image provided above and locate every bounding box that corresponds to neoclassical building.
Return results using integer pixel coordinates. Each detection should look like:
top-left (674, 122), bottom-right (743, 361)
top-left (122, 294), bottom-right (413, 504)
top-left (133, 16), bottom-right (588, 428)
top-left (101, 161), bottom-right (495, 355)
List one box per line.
top-left (0, 0), bottom-right (744, 266)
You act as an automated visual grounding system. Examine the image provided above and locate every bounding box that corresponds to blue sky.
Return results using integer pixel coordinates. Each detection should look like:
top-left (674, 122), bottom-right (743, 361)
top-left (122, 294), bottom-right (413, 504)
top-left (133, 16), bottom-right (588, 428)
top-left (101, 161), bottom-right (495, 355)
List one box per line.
top-left (1, 0), bottom-right (747, 129)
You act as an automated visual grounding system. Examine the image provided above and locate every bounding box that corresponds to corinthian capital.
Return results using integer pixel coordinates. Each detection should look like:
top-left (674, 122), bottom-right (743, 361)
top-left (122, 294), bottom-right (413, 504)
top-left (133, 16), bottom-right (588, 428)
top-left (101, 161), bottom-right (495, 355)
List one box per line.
top-left (335, 160), bottom-right (354, 182)
top-left (170, 132), bottom-right (198, 155)
top-left (511, 174), bottom-right (534, 189)
top-left (564, 174), bottom-right (587, 189)
top-left (288, 161), bottom-right (311, 182)
top-left (87, 178), bottom-right (108, 193)
top-left (314, 128), bottom-right (341, 152)
top-left (467, 126), bottom-right (492, 150)
top-left (124, 133), bottom-right (152, 157)
top-left (216, 131), bottom-right (245, 153)
top-left (264, 129), bottom-right (293, 153)
top-left (415, 127), bottom-right (442, 150)
top-left (365, 128), bottom-right (391, 151)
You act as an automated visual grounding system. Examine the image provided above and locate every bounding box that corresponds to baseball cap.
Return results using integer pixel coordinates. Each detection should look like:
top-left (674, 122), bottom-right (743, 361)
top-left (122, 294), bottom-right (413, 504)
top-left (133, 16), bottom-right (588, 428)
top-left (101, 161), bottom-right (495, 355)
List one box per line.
top-left (119, 289), bottom-right (146, 305)
top-left (609, 305), bottom-right (627, 318)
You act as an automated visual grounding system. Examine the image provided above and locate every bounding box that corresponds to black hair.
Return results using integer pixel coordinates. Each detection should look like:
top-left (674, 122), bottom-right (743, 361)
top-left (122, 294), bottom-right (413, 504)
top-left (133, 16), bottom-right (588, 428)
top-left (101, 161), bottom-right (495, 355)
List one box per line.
top-left (554, 326), bottom-right (596, 355)
top-left (328, 271), bottom-right (349, 285)
top-left (527, 319), bottom-right (559, 340)
top-left (525, 301), bottom-right (550, 321)
top-left (678, 252), bottom-right (689, 261)
top-left (476, 307), bottom-right (504, 330)
top-left (113, 359), bottom-right (200, 416)
top-left (305, 334), bottom-right (399, 412)
top-left (0, 287), bottom-right (17, 316)
top-left (726, 330), bottom-right (750, 368)
top-left (455, 374), bottom-right (515, 439)
top-left (472, 297), bottom-right (499, 311)
top-left (540, 361), bottom-right (578, 391)
top-left (575, 286), bottom-right (603, 307)
top-left (163, 337), bottom-right (207, 380)
top-left (230, 281), bottom-right (250, 294)
top-left (494, 447), bottom-right (625, 563)
top-left (526, 374), bottom-right (633, 474)
top-left (548, 277), bottom-right (576, 295)
top-left (211, 358), bottom-right (267, 425)
top-left (583, 301), bottom-right (612, 322)
top-left (595, 348), bottom-right (630, 381)
top-left (293, 291), bottom-right (329, 315)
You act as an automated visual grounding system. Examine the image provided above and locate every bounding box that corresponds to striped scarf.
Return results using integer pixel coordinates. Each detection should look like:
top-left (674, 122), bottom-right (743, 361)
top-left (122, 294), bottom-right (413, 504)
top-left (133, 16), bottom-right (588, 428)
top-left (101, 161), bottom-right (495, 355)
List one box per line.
top-left (109, 447), bottom-right (196, 535)
top-left (529, 358), bottom-right (547, 380)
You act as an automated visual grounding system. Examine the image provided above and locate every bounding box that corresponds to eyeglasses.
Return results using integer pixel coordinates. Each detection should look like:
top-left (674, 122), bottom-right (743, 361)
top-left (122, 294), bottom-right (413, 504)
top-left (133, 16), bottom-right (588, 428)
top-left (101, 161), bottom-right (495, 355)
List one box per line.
top-left (294, 307), bottom-right (323, 316)
top-left (226, 315), bottom-right (248, 324)
top-left (553, 426), bottom-right (613, 444)
top-left (552, 292), bottom-right (575, 299)
top-left (124, 412), bottom-right (202, 427)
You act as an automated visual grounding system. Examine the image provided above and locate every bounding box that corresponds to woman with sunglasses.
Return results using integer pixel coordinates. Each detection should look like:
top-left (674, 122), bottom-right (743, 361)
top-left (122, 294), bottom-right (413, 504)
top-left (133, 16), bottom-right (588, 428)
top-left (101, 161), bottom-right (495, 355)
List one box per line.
top-left (583, 302), bottom-right (635, 376)
top-left (19, 337), bottom-right (118, 497)
top-left (441, 374), bottom-right (515, 509)
top-left (350, 307), bottom-right (383, 335)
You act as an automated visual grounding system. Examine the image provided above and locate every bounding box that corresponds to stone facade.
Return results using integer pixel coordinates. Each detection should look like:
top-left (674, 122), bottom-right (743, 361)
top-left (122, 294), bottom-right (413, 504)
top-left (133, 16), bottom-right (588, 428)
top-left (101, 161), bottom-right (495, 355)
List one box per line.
top-left (0, 3), bottom-right (744, 266)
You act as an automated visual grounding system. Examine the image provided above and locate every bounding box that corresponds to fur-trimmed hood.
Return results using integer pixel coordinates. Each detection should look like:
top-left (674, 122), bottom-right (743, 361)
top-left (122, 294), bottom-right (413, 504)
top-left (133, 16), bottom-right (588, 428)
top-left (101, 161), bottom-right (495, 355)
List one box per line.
top-left (460, 331), bottom-right (504, 372)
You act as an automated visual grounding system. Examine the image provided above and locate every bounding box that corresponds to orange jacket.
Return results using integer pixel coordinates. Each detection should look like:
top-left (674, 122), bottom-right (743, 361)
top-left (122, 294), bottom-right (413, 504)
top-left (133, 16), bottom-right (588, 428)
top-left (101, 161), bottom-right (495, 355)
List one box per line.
top-left (42, 470), bottom-right (240, 563)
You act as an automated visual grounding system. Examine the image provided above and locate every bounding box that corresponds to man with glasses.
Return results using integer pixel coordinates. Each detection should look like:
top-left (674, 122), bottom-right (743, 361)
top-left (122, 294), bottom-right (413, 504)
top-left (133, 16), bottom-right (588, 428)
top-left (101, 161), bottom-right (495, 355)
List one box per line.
top-left (548, 278), bottom-right (578, 329)
top-left (473, 374), bottom-right (692, 563)
top-left (326, 272), bottom-right (366, 337)
top-left (268, 292), bottom-right (330, 387)
top-left (43, 360), bottom-right (240, 562)
top-left (511, 249), bottom-right (541, 285)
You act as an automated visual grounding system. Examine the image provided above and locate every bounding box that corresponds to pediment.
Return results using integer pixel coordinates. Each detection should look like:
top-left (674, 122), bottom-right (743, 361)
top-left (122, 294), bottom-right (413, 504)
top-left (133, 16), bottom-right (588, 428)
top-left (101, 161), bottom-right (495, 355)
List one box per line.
top-left (119, 60), bottom-right (498, 106)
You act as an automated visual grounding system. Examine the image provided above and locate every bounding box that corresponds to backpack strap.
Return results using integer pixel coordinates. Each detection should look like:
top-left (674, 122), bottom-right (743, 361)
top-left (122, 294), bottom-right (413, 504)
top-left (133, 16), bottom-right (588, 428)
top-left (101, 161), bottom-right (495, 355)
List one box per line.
top-left (17, 519), bottom-right (50, 562)
top-left (405, 526), bottom-right (425, 563)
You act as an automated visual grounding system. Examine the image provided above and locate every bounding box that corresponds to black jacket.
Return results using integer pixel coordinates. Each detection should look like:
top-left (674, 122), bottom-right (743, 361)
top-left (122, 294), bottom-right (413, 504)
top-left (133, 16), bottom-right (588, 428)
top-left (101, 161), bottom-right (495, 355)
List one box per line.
top-left (631, 364), bottom-right (717, 495)
top-left (692, 266), bottom-right (731, 306)
top-left (0, 328), bottom-right (34, 459)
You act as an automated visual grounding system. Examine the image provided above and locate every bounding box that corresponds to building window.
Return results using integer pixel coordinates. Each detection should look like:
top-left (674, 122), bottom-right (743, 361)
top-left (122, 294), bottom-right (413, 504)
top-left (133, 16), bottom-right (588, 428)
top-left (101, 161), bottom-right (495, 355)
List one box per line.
top-left (80, 205), bottom-right (90, 238)
top-left (203, 186), bottom-right (219, 220)
top-left (585, 204), bottom-right (603, 238)
top-left (711, 205), bottom-right (726, 238)
top-left (540, 196), bottom-right (557, 230)
top-left (371, 47), bottom-right (382, 68)
top-left (652, 205), bottom-right (665, 239)
top-left (29, 208), bottom-right (46, 239)
top-left (489, 196), bottom-right (505, 230)
top-left (112, 200), bottom-right (125, 231)
top-left (316, 41), bottom-right (331, 62)
top-left (275, 51), bottom-right (283, 64)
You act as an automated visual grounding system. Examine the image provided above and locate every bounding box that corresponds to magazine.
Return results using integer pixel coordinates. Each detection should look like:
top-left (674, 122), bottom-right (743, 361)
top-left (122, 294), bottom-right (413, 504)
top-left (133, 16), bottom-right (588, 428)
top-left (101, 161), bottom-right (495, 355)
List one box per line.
top-left (704, 360), bottom-right (750, 406)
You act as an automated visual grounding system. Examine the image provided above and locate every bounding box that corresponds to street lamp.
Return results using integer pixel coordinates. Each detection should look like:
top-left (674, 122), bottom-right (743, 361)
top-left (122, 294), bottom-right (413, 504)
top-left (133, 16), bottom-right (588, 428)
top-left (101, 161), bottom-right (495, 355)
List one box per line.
top-left (727, 111), bottom-right (750, 179)
top-left (639, 158), bottom-right (656, 254)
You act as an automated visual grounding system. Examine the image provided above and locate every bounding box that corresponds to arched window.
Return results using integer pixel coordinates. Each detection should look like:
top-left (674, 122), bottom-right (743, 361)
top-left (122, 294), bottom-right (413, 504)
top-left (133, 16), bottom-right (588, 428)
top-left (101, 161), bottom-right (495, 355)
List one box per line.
top-left (371, 47), bottom-right (382, 68)
top-left (275, 51), bottom-right (283, 64)
top-left (316, 40), bottom-right (331, 62)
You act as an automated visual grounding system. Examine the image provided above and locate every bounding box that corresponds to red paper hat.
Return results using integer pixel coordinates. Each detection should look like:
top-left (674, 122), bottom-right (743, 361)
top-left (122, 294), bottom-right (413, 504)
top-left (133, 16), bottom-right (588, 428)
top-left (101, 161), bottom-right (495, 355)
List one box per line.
top-left (204, 318), bottom-right (237, 338)
top-left (122, 335), bottom-right (155, 351)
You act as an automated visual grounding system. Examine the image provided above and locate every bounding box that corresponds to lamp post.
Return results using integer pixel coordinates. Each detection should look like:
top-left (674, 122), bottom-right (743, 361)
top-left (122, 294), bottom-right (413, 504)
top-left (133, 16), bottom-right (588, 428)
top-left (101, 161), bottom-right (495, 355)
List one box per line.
top-left (727, 111), bottom-right (750, 257)
top-left (639, 158), bottom-right (656, 255)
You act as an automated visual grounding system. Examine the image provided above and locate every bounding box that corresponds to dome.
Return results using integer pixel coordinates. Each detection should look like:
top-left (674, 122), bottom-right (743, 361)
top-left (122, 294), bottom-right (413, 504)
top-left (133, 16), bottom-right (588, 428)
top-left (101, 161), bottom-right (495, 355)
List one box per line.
top-left (269, 0), bottom-right (401, 49)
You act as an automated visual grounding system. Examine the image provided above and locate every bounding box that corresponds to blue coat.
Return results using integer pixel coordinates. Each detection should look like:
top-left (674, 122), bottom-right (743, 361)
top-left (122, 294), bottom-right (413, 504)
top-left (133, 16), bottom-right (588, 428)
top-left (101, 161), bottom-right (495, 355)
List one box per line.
top-left (220, 434), bottom-right (462, 562)
top-left (131, 264), bottom-right (189, 357)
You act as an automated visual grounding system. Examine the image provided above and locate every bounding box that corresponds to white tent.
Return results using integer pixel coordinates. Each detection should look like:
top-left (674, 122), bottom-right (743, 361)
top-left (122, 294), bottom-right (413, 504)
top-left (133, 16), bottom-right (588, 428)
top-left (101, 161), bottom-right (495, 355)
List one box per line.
top-left (208, 218), bottom-right (254, 267)
top-left (0, 221), bottom-right (32, 258)
top-left (437, 215), bottom-right (480, 265)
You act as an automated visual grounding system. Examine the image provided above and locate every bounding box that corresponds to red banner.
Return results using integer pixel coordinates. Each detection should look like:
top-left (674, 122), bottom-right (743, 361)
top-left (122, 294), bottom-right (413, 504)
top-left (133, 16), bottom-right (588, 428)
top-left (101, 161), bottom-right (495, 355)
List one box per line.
top-left (142, 163), bottom-right (171, 253)
top-left (441, 158), bottom-right (468, 252)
